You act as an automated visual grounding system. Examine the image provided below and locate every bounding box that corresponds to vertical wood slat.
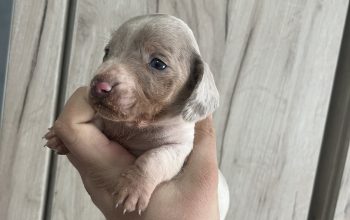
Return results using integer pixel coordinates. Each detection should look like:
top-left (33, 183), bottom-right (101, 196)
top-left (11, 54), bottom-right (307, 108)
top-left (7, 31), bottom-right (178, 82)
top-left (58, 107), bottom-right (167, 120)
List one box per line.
top-left (0, 0), bottom-right (13, 122)
top-left (332, 6), bottom-right (350, 220)
top-left (308, 3), bottom-right (350, 218)
top-left (0, 0), bottom-right (68, 219)
top-left (49, 1), bottom-right (157, 219)
top-left (335, 148), bottom-right (350, 220)
top-left (217, 0), bottom-right (349, 219)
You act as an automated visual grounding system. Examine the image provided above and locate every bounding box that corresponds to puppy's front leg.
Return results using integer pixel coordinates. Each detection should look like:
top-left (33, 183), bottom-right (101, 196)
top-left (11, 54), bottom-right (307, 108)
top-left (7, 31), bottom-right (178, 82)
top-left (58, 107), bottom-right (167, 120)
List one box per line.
top-left (113, 144), bottom-right (193, 214)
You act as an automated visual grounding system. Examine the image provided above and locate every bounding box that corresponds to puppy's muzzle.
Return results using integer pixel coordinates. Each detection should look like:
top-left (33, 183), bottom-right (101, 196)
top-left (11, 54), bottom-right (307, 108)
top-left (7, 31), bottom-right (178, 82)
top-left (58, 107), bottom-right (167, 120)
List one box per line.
top-left (90, 72), bottom-right (121, 99)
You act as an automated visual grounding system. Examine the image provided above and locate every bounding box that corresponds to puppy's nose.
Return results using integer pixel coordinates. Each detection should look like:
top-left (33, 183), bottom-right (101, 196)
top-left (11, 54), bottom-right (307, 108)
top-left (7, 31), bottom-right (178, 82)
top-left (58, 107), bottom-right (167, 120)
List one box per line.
top-left (91, 82), bottom-right (112, 98)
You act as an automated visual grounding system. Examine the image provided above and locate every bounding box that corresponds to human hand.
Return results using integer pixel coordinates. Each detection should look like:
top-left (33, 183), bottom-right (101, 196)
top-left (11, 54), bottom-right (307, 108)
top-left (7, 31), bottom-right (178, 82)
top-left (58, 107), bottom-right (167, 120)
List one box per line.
top-left (44, 87), bottom-right (219, 220)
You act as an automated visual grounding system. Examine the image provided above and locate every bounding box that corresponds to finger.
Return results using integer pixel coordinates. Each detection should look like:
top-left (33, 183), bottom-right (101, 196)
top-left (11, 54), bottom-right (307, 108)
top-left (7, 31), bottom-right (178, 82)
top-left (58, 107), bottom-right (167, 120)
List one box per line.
top-left (43, 129), bottom-right (55, 139)
top-left (54, 118), bottom-right (135, 166)
top-left (57, 86), bottom-right (95, 125)
top-left (52, 86), bottom-right (109, 157)
top-left (53, 86), bottom-right (135, 167)
top-left (46, 136), bottom-right (63, 149)
top-left (175, 116), bottom-right (219, 212)
top-left (190, 115), bottom-right (218, 169)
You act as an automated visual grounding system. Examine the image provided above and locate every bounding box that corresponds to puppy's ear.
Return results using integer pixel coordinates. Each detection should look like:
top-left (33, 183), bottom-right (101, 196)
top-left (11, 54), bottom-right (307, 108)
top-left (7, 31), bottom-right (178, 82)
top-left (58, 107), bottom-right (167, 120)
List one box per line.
top-left (182, 54), bottom-right (219, 122)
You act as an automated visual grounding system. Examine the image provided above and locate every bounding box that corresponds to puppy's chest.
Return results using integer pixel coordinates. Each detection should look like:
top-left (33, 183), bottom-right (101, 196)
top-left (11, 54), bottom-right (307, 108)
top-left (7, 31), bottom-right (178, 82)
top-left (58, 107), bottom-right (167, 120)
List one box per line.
top-left (101, 119), bottom-right (194, 156)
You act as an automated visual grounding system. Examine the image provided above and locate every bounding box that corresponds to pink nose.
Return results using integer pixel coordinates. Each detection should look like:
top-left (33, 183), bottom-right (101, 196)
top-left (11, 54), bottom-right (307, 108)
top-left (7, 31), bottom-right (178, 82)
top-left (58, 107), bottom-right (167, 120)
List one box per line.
top-left (91, 82), bottom-right (112, 98)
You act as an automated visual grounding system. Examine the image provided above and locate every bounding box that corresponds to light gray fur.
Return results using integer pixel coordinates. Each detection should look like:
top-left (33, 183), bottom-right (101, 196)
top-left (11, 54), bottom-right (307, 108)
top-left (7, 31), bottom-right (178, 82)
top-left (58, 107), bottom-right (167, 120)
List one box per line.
top-left (182, 61), bottom-right (220, 122)
top-left (97, 14), bottom-right (228, 219)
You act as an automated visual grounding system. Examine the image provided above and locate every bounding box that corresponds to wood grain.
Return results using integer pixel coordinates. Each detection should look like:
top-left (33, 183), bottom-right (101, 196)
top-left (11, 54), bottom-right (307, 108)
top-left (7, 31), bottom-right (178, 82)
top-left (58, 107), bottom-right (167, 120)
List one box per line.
top-left (308, 4), bottom-right (350, 219)
top-left (335, 148), bottom-right (350, 220)
top-left (49, 1), bottom-right (157, 219)
top-left (0, 0), bottom-right (68, 219)
top-left (218, 0), bottom-right (348, 219)
top-left (331, 5), bottom-right (350, 220)
top-left (3, 0), bottom-right (347, 219)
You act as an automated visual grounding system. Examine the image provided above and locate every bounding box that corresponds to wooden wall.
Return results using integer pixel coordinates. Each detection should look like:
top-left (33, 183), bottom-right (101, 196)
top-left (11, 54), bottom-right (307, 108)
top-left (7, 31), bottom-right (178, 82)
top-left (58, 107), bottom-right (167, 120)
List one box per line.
top-left (0, 0), bottom-right (68, 219)
top-left (0, 0), bottom-right (349, 219)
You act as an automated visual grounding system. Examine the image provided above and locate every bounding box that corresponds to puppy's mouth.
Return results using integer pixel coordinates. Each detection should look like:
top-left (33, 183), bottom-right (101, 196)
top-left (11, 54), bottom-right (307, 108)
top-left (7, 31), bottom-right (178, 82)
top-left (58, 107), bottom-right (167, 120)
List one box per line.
top-left (95, 102), bottom-right (128, 121)
top-left (89, 92), bottom-right (137, 122)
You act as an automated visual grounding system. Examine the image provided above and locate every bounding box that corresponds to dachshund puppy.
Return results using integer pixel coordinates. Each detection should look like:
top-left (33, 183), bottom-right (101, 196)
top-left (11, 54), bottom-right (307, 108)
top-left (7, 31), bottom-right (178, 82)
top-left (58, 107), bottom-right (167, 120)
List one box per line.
top-left (45, 14), bottom-right (228, 218)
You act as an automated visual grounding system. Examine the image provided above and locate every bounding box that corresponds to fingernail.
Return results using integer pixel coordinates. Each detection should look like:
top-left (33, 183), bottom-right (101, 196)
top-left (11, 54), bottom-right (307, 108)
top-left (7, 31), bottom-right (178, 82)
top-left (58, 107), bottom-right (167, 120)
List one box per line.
top-left (123, 209), bottom-right (127, 214)
top-left (138, 209), bottom-right (141, 216)
top-left (115, 203), bottom-right (118, 208)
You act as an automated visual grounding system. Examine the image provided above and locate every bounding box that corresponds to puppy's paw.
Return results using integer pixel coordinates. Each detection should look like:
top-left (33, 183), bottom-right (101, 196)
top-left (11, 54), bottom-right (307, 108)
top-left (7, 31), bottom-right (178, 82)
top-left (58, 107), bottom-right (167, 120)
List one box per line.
top-left (113, 165), bottom-right (156, 215)
top-left (43, 128), bottom-right (69, 155)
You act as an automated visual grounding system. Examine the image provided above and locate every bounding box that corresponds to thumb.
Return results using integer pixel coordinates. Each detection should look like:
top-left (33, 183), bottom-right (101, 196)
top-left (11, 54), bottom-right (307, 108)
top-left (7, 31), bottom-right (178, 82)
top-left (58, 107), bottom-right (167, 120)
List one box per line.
top-left (181, 115), bottom-right (219, 187)
top-left (53, 87), bottom-right (133, 164)
top-left (52, 86), bottom-right (110, 159)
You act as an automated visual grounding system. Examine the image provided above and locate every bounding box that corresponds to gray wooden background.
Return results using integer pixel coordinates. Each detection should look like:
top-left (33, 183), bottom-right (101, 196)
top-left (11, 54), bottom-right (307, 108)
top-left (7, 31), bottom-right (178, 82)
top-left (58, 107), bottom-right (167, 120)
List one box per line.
top-left (0, 0), bottom-right (13, 121)
top-left (1, 0), bottom-right (350, 219)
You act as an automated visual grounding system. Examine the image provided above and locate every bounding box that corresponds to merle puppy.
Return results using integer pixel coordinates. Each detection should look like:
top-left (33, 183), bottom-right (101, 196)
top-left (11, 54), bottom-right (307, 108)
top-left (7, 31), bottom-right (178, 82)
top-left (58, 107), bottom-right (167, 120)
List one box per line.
top-left (45, 14), bottom-right (228, 218)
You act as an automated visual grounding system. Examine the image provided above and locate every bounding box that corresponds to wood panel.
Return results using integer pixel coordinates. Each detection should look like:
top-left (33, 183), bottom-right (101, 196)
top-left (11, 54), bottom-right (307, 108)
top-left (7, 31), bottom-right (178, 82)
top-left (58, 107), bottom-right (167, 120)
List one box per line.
top-left (49, 1), bottom-right (157, 219)
top-left (217, 0), bottom-right (349, 219)
top-left (335, 148), bottom-right (350, 220)
top-left (308, 4), bottom-right (350, 219)
top-left (0, 0), bottom-right (13, 121)
top-left (333, 5), bottom-right (350, 220)
top-left (0, 0), bottom-right (68, 219)
top-left (157, 0), bottom-right (227, 161)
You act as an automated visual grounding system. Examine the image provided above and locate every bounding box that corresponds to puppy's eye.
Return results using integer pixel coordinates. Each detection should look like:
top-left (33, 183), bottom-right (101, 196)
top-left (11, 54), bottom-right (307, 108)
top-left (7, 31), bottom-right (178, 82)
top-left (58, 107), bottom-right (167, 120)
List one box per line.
top-left (103, 47), bottom-right (110, 61)
top-left (149, 58), bottom-right (167, 70)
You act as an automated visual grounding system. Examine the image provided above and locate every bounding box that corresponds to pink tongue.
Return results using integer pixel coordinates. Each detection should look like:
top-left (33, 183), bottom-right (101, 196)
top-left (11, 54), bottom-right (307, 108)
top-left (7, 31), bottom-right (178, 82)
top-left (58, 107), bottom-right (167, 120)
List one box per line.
top-left (96, 82), bottom-right (112, 92)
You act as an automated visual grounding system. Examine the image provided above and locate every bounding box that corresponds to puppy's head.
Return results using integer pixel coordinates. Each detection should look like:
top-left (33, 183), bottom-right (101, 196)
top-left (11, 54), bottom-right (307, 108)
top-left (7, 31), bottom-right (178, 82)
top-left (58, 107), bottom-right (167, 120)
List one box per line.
top-left (89, 14), bottom-right (219, 124)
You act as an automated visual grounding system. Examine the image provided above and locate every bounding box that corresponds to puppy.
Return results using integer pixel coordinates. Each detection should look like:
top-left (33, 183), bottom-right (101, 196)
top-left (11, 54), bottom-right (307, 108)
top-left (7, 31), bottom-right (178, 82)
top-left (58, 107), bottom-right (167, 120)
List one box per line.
top-left (46, 14), bottom-right (228, 218)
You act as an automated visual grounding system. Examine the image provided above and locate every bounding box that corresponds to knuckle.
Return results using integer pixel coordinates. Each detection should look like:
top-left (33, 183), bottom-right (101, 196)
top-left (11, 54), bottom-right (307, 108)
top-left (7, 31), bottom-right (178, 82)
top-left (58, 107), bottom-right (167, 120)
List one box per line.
top-left (53, 119), bottom-right (78, 146)
top-left (53, 120), bottom-right (65, 133)
top-left (195, 128), bottom-right (216, 138)
top-left (53, 119), bottom-right (72, 134)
